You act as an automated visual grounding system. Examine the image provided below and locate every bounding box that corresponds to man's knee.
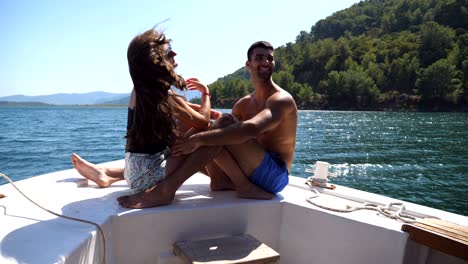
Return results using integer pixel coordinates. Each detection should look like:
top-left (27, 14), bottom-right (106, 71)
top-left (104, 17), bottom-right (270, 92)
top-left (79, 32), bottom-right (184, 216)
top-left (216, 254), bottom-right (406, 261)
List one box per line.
top-left (212, 113), bottom-right (238, 129)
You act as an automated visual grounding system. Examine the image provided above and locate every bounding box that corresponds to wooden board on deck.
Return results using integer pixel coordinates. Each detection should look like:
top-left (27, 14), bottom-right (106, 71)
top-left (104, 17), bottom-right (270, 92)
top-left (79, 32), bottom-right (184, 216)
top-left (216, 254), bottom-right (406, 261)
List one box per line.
top-left (401, 218), bottom-right (468, 261)
top-left (173, 234), bottom-right (280, 264)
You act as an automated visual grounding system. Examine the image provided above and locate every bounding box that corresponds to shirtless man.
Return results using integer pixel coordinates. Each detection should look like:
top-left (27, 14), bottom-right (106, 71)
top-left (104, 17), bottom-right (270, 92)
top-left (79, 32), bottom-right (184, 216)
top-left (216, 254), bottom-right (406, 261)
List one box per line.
top-left (118, 40), bottom-right (298, 208)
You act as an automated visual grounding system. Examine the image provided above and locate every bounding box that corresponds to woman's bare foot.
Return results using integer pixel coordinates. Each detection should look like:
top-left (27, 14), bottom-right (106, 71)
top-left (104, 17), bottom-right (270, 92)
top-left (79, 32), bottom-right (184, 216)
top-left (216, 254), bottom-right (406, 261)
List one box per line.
top-left (71, 153), bottom-right (122, 188)
top-left (117, 181), bottom-right (175, 208)
top-left (236, 182), bottom-right (274, 200)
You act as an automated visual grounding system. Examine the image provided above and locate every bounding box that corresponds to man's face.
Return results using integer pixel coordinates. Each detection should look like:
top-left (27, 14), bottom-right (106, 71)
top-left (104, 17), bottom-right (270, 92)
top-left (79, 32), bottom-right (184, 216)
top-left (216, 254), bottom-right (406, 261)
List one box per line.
top-left (165, 44), bottom-right (178, 68)
top-left (246, 47), bottom-right (275, 80)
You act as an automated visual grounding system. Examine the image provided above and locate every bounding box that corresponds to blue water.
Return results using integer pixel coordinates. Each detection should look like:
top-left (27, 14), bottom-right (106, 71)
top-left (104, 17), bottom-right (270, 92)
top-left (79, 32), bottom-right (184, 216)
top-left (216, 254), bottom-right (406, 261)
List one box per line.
top-left (0, 106), bottom-right (467, 216)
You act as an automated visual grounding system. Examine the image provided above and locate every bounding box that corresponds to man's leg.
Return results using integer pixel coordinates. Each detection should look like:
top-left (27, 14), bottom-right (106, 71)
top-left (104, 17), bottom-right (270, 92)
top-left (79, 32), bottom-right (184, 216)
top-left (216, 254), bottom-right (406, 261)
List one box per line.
top-left (71, 153), bottom-right (124, 188)
top-left (213, 147), bottom-right (274, 199)
top-left (210, 114), bottom-right (268, 183)
top-left (165, 147), bottom-right (231, 191)
top-left (204, 160), bottom-right (235, 191)
top-left (117, 146), bottom-right (221, 208)
top-left (206, 113), bottom-right (272, 197)
top-left (223, 140), bottom-right (267, 178)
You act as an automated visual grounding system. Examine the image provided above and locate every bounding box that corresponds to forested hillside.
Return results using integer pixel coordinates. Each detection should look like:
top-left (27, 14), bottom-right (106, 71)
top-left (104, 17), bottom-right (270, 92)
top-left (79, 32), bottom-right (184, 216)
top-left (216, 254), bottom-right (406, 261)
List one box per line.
top-left (206, 0), bottom-right (467, 111)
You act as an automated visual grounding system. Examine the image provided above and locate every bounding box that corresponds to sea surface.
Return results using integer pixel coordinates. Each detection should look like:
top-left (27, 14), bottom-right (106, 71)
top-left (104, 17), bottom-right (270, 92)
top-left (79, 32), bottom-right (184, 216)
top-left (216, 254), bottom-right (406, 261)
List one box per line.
top-left (0, 106), bottom-right (467, 216)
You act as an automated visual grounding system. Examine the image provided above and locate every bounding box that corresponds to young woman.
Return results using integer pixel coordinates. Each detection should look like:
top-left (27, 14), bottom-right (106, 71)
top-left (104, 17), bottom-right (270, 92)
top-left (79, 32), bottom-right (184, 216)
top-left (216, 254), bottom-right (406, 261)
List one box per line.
top-left (71, 28), bottom-right (220, 193)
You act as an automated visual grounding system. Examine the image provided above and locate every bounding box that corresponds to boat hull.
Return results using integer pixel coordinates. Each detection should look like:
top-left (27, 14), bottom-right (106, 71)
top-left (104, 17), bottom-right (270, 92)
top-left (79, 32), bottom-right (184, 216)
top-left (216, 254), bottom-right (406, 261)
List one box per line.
top-left (0, 160), bottom-right (466, 263)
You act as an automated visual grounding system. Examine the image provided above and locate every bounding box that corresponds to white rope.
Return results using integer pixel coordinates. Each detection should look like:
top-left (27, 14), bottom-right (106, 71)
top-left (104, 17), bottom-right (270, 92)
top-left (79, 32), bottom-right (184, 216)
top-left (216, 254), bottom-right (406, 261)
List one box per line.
top-left (0, 172), bottom-right (106, 264)
top-left (306, 189), bottom-right (417, 223)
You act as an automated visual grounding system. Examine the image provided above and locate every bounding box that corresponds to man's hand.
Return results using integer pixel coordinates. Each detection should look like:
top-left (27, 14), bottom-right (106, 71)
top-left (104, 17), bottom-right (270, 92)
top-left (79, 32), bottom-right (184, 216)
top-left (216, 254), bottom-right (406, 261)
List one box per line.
top-left (172, 137), bottom-right (200, 156)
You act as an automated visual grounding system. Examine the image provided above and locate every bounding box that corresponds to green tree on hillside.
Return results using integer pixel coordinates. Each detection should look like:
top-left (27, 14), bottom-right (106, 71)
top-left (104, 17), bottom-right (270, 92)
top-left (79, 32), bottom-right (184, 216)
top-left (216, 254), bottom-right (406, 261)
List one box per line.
top-left (207, 0), bottom-right (467, 111)
top-left (419, 21), bottom-right (455, 66)
top-left (416, 58), bottom-right (462, 101)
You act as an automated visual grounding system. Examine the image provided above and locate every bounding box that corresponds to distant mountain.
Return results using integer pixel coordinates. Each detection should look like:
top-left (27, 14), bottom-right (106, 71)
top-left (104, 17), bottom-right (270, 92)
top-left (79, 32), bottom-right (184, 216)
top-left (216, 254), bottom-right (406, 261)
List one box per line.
top-left (0, 89), bottom-right (203, 106)
top-left (101, 95), bottom-right (130, 105)
top-left (0, 92), bottom-right (130, 105)
top-left (0, 101), bottom-right (51, 106)
top-left (99, 90), bottom-right (198, 105)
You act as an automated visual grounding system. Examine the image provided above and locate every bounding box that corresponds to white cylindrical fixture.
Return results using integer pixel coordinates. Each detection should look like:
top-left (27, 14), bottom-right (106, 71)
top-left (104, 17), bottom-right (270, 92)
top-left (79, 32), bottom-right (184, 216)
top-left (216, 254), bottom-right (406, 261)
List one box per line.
top-left (314, 161), bottom-right (330, 179)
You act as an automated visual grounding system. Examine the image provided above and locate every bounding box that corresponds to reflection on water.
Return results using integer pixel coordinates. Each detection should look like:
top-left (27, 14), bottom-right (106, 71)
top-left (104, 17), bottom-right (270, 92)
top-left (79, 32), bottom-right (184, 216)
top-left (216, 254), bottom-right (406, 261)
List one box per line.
top-left (293, 111), bottom-right (467, 216)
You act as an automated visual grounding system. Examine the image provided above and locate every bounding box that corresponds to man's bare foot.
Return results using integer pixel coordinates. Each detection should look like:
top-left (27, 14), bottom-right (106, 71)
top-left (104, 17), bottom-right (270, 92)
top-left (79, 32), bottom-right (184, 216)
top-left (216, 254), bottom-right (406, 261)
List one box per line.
top-left (71, 153), bottom-right (122, 188)
top-left (117, 182), bottom-right (175, 208)
top-left (236, 182), bottom-right (274, 200)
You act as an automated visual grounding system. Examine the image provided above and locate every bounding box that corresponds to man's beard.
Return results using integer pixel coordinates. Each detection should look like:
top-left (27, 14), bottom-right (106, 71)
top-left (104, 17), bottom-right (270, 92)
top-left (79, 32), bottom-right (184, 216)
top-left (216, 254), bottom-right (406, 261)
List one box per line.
top-left (256, 69), bottom-right (272, 81)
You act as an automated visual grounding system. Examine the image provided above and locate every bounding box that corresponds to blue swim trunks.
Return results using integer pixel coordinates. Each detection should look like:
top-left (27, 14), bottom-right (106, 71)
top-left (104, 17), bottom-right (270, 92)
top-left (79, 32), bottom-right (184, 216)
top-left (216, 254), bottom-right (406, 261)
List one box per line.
top-left (249, 152), bottom-right (289, 194)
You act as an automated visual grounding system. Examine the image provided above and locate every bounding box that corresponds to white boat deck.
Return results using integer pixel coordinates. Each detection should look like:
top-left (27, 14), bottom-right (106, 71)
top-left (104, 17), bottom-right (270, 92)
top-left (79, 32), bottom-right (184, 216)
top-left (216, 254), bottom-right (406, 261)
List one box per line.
top-left (1, 160), bottom-right (467, 264)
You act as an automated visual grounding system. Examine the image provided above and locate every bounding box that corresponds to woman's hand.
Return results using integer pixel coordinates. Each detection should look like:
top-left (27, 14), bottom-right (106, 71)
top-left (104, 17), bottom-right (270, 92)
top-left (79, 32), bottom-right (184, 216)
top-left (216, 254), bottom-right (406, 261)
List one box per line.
top-left (186, 78), bottom-right (208, 94)
top-left (210, 110), bottom-right (222, 120)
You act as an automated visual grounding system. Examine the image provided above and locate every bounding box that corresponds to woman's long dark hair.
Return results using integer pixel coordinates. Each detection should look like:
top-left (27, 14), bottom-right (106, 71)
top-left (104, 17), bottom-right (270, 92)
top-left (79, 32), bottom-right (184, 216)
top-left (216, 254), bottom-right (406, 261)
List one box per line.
top-left (126, 28), bottom-right (188, 151)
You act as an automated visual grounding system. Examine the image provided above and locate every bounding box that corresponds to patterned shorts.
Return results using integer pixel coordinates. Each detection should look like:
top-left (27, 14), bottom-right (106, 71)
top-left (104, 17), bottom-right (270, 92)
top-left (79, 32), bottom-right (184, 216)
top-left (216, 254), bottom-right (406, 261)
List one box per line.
top-left (124, 147), bottom-right (170, 193)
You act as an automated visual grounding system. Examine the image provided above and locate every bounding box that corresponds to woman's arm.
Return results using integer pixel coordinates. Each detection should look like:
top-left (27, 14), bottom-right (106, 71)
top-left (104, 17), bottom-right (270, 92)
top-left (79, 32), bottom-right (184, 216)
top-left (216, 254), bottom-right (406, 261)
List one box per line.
top-left (128, 88), bottom-right (136, 109)
top-left (186, 102), bottom-right (222, 120)
top-left (172, 78), bottom-right (212, 129)
top-left (186, 78), bottom-right (210, 120)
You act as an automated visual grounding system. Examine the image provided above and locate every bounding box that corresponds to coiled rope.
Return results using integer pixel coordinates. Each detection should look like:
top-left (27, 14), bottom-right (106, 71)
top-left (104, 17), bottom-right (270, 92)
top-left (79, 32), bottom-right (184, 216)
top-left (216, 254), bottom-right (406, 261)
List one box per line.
top-left (306, 188), bottom-right (418, 223)
top-left (0, 173), bottom-right (106, 264)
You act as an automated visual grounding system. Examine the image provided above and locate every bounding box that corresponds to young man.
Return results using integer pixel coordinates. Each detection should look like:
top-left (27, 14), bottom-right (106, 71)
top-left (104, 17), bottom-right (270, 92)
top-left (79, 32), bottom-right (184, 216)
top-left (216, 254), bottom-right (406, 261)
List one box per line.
top-left (118, 41), bottom-right (298, 208)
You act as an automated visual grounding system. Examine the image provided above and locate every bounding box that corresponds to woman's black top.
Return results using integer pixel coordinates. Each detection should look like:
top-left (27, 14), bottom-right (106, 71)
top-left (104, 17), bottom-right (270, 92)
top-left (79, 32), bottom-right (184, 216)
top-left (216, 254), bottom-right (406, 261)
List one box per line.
top-left (125, 108), bottom-right (169, 154)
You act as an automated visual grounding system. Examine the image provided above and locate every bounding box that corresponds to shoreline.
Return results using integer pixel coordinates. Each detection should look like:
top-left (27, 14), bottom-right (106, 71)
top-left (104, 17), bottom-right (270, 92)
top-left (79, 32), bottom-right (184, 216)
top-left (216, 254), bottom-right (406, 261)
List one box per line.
top-left (1, 103), bottom-right (467, 112)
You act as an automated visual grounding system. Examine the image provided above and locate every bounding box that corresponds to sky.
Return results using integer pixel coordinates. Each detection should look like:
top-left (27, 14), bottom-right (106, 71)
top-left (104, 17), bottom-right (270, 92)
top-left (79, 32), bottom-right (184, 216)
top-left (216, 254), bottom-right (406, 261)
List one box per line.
top-left (0, 0), bottom-right (361, 97)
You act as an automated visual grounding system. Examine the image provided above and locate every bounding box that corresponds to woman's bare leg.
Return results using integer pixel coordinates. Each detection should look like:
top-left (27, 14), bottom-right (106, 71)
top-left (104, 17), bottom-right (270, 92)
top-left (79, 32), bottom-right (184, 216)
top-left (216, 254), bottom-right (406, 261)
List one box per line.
top-left (71, 153), bottom-right (124, 188)
top-left (102, 167), bottom-right (125, 179)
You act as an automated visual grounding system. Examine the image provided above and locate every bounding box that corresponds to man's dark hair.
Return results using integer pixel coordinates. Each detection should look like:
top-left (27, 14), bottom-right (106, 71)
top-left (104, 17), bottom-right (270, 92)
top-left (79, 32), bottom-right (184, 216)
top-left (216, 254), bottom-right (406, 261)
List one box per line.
top-left (247, 41), bottom-right (274, 61)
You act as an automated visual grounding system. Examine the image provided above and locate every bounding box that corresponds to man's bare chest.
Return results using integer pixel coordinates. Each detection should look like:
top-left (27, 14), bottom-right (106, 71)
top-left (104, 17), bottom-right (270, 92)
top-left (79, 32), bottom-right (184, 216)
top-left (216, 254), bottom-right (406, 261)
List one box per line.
top-left (239, 109), bottom-right (259, 121)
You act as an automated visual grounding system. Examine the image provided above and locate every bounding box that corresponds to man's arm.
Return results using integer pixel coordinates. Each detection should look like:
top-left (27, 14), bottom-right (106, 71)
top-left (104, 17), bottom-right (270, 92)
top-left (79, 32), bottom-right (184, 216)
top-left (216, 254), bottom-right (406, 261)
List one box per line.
top-left (172, 94), bottom-right (294, 156)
